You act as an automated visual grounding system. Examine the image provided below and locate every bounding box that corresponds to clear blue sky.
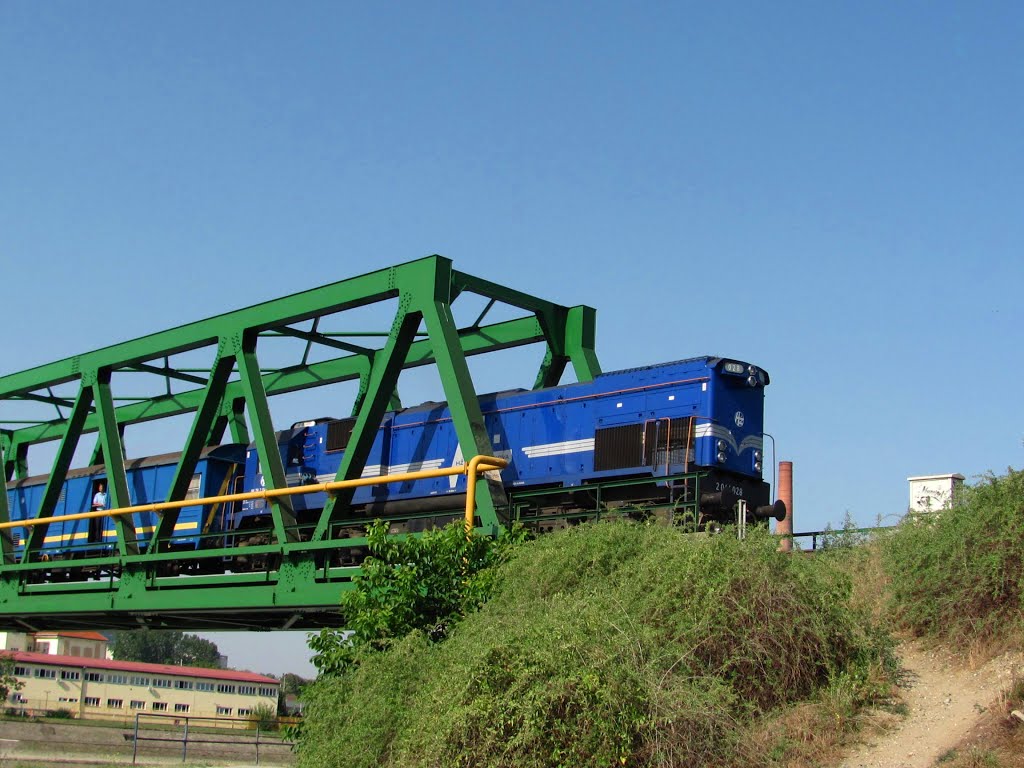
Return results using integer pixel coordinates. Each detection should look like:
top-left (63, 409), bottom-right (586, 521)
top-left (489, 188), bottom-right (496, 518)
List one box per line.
top-left (2, 2), bottom-right (1022, 677)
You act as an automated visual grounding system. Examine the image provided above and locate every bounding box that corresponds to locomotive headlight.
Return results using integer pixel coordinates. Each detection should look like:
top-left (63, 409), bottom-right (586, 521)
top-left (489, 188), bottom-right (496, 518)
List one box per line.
top-left (748, 365), bottom-right (757, 375)
top-left (716, 439), bottom-right (727, 452)
top-left (754, 450), bottom-right (762, 461)
top-left (747, 375), bottom-right (758, 387)
top-left (717, 451), bottom-right (727, 464)
top-left (754, 461), bottom-right (763, 473)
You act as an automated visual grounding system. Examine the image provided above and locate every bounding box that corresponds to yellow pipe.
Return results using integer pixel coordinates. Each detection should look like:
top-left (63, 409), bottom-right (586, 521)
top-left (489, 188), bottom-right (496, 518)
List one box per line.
top-left (464, 454), bottom-right (506, 534)
top-left (0, 457), bottom-right (509, 532)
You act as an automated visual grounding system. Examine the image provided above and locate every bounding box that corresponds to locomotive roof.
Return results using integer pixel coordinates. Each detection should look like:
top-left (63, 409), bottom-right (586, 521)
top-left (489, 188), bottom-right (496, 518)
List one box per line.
top-left (609, 356), bottom-right (769, 383)
top-left (392, 357), bottom-right (763, 416)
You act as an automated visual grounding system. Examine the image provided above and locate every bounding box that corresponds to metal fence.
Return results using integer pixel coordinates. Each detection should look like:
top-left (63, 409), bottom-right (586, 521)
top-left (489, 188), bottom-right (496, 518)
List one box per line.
top-left (790, 525), bottom-right (892, 551)
top-left (129, 712), bottom-right (293, 764)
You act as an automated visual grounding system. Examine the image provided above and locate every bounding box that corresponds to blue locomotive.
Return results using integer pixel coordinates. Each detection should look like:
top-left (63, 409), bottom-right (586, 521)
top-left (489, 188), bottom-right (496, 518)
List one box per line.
top-left (5, 356), bottom-right (783, 564)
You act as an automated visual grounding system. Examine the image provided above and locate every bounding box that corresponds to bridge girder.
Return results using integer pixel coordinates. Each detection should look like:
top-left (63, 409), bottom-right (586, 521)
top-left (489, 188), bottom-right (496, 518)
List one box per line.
top-left (0, 256), bottom-right (600, 630)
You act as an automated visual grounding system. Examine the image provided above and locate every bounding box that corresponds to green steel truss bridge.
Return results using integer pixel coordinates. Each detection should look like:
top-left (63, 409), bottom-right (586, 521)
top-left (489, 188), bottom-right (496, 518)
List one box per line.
top-left (0, 256), bottom-right (600, 632)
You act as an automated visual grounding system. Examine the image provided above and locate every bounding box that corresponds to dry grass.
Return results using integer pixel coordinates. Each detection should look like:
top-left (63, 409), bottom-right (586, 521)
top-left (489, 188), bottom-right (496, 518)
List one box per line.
top-left (738, 666), bottom-right (903, 768)
top-left (937, 675), bottom-right (1024, 768)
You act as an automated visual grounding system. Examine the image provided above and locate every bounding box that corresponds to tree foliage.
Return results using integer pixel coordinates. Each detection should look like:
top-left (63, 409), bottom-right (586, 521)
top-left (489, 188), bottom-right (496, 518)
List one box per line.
top-left (0, 653), bottom-right (24, 702)
top-left (278, 672), bottom-right (309, 696)
top-left (110, 629), bottom-right (221, 668)
top-left (276, 672), bottom-right (310, 714)
top-left (308, 520), bottom-right (525, 678)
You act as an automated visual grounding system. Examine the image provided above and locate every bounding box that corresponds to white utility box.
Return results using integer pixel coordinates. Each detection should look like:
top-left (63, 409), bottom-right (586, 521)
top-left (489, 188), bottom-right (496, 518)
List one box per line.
top-left (907, 473), bottom-right (964, 513)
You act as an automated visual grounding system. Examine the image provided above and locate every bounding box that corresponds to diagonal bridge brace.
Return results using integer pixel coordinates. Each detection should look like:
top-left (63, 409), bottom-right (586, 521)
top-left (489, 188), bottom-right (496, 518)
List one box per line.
top-left (0, 256), bottom-right (601, 572)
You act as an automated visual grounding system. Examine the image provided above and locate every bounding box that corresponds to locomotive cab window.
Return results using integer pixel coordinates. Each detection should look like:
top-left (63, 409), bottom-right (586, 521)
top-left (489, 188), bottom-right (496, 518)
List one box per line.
top-left (184, 474), bottom-right (202, 501)
top-left (88, 479), bottom-right (107, 543)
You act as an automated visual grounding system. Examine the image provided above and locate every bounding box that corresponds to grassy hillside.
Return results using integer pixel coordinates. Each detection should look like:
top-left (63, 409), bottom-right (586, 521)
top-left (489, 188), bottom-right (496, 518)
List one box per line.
top-left (880, 468), bottom-right (1024, 768)
top-left (298, 523), bottom-right (894, 768)
top-left (883, 467), bottom-right (1024, 647)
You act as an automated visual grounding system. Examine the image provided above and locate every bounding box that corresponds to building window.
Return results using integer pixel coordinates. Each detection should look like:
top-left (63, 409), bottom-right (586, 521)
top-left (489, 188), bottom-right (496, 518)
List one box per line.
top-left (152, 702), bottom-right (168, 712)
top-left (216, 706), bottom-right (232, 716)
top-left (85, 672), bottom-right (103, 682)
top-left (152, 678), bottom-right (171, 688)
top-left (9, 694), bottom-right (27, 704)
top-left (130, 676), bottom-right (150, 686)
top-left (238, 685), bottom-right (257, 696)
top-left (13, 666), bottom-right (28, 677)
top-left (195, 682), bottom-right (214, 692)
top-left (237, 708), bottom-right (252, 716)
top-left (259, 687), bottom-right (276, 698)
top-left (173, 703), bottom-right (190, 713)
top-left (175, 680), bottom-right (193, 690)
top-left (57, 697), bottom-right (79, 703)
top-left (216, 684), bottom-right (236, 694)
top-left (130, 700), bottom-right (146, 710)
top-left (60, 670), bottom-right (81, 681)
top-left (107, 674), bottom-right (128, 685)
top-left (34, 668), bottom-right (56, 679)
top-left (106, 699), bottom-right (123, 709)
top-left (84, 697), bottom-right (100, 707)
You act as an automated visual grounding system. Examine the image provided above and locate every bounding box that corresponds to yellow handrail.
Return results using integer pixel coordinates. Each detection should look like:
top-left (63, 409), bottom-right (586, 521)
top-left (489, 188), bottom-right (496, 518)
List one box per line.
top-left (0, 457), bottom-right (509, 538)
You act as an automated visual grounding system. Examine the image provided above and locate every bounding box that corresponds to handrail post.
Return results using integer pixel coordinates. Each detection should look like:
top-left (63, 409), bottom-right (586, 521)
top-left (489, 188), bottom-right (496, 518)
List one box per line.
top-left (132, 712), bottom-right (140, 764)
top-left (182, 715), bottom-right (189, 763)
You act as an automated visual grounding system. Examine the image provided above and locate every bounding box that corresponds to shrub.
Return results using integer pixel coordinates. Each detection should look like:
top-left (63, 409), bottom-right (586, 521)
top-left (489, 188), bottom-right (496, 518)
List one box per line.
top-left (309, 519), bottom-right (525, 677)
top-left (820, 510), bottom-right (869, 550)
top-left (298, 522), bottom-right (891, 768)
top-left (884, 467), bottom-right (1024, 643)
top-left (246, 703), bottom-right (278, 731)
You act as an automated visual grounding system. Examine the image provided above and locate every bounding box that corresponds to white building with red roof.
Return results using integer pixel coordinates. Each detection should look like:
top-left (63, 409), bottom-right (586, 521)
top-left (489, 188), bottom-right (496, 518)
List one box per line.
top-left (0, 630), bottom-right (109, 658)
top-left (4, 650), bottom-right (278, 722)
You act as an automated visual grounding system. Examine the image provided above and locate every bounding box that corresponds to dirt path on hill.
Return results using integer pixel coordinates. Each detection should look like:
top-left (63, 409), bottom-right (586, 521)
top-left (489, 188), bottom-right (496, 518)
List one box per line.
top-left (840, 642), bottom-right (1024, 768)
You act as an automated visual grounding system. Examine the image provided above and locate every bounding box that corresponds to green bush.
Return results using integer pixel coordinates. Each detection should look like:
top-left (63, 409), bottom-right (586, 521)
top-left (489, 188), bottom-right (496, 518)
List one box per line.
top-left (309, 519), bottom-right (525, 677)
top-left (298, 522), bottom-right (891, 768)
top-left (884, 467), bottom-right (1024, 643)
top-left (820, 510), bottom-right (869, 550)
top-left (246, 702), bottom-right (278, 731)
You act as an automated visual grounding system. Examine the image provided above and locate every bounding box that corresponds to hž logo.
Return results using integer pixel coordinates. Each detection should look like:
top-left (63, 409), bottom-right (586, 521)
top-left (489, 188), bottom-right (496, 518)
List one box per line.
top-left (449, 444), bottom-right (513, 489)
top-left (734, 411), bottom-right (745, 428)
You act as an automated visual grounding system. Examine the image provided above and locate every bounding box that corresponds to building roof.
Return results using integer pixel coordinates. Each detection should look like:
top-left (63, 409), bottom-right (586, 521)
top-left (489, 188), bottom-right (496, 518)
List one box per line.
top-left (8, 651), bottom-right (278, 685)
top-left (33, 631), bottom-right (109, 642)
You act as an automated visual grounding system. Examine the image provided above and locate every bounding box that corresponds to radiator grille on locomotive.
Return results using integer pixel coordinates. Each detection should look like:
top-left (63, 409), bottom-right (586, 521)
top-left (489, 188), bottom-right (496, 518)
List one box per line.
top-left (593, 424), bottom-right (643, 471)
top-left (325, 419), bottom-right (355, 453)
top-left (594, 418), bottom-right (694, 472)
